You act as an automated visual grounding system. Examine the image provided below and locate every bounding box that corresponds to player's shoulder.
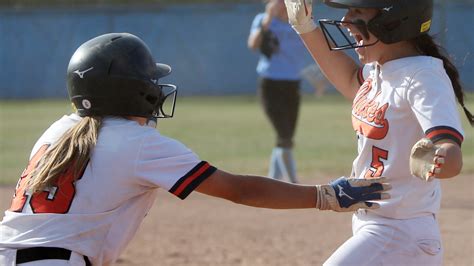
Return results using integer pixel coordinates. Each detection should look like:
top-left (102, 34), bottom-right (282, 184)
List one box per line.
top-left (103, 117), bottom-right (161, 140)
top-left (49, 113), bottom-right (82, 131)
top-left (409, 56), bottom-right (444, 72)
top-left (380, 56), bottom-right (442, 73)
top-left (393, 56), bottom-right (445, 78)
top-left (140, 131), bottom-right (191, 156)
top-left (252, 13), bottom-right (266, 27)
top-left (109, 121), bottom-right (193, 158)
top-left (31, 113), bottom-right (82, 156)
top-left (408, 57), bottom-right (451, 88)
top-left (379, 56), bottom-right (449, 89)
top-left (99, 117), bottom-right (193, 158)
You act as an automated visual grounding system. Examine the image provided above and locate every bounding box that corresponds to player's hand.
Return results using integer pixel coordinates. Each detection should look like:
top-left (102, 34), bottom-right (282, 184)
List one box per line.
top-left (410, 138), bottom-right (447, 182)
top-left (316, 176), bottom-right (390, 212)
top-left (284, 0), bottom-right (317, 34)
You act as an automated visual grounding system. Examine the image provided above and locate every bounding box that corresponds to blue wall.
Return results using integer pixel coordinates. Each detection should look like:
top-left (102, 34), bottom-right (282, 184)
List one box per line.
top-left (0, 2), bottom-right (473, 98)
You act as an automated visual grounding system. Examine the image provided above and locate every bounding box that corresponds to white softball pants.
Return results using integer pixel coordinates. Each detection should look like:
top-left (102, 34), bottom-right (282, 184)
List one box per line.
top-left (324, 210), bottom-right (442, 266)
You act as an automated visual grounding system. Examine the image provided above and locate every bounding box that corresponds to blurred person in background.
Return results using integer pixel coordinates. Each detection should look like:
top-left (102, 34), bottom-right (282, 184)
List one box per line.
top-left (247, 0), bottom-right (311, 183)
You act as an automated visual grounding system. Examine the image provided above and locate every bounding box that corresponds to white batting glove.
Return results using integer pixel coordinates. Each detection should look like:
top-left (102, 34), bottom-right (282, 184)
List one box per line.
top-left (410, 138), bottom-right (447, 182)
top-left (316, 176), bottom-right (391, 212)
top-left (284, 0), bottom-right (317, 34)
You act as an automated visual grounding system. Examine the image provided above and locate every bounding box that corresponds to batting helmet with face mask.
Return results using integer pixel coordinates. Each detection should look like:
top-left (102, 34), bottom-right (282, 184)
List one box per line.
top-left (67, 33), bottom-right (177, 118)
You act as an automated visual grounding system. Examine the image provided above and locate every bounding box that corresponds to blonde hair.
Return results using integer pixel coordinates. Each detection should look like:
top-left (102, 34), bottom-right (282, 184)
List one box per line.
top-left (28, 116), bottom-right (102, 193)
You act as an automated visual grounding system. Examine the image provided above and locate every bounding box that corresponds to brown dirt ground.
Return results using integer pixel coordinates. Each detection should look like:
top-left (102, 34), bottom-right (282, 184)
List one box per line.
top-left (0, 175), bottom-right (472, 266)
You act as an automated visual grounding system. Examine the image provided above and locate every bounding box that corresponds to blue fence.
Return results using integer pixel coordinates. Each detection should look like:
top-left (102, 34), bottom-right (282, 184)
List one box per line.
top-left (0, 2), bottom-right (473, 98)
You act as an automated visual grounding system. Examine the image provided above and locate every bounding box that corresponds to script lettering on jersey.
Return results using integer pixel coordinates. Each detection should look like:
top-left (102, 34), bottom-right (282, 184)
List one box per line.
top-left (352, 79), bottom-right (389, 140)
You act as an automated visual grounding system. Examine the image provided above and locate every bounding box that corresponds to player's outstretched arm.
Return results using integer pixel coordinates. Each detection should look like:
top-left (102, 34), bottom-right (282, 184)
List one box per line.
top-left (284, 0), bottom-right (360, 100)
top-left (195, 169), bottom-right (390, 212)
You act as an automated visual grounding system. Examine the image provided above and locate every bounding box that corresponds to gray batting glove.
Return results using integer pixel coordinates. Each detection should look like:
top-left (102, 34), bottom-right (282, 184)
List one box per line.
top-left (316, 176), bottom-right (391, 212)
top-left (284, 0), bottom-right (317, 34)
top-left (410, 138), bottom-right (447, 182)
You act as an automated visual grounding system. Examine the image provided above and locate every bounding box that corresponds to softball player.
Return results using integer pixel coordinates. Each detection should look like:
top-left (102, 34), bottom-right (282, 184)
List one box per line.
top-left (284, 0), bottom-right (473, 265)
top-left (0, 33), bottom-right (389, 266)
top-left (247, 0), bottom-right (309, 183)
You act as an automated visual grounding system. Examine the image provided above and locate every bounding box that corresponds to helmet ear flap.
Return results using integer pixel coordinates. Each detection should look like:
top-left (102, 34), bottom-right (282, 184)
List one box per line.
top-left (367, 9), bottom-right (403, 44)
top-left (143, 85), bottom-right (161, 107)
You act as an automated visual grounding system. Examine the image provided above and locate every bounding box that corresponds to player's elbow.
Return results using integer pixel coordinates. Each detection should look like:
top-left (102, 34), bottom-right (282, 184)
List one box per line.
top-left (247, 33), bottom-right (261, 51)
top-left (248, 41), bottom-right (258, 51)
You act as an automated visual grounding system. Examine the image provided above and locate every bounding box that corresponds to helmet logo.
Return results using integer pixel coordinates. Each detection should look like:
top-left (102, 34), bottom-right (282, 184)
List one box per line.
top-left (73, 67), bottom-right (94, 79)
top-left (382, 6), bottom-right (393, 12)
top-left (150, 79), bottom-right (158, 85)
top-left (82, 99), bottom-right (92, 109)
top-left (420, 20), bottom-right (432, 33)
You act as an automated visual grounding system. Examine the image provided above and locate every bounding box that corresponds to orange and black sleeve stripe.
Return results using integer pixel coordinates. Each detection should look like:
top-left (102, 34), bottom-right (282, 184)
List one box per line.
top-left (357, 67), bottom-right (365, 86)
top-left (425, 126), bottom-right (463, 147)
top-left (169, 161), bottom-right (217, 200)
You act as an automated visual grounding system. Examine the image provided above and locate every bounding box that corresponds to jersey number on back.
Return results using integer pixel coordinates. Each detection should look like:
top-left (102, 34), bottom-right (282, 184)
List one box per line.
top-left (364, 146), bottom-right (388, 179)
top-left (9, 144), bottom-right (81, 214)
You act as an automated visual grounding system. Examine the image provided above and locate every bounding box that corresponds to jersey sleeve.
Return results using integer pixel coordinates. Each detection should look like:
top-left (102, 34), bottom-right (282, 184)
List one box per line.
top-left (135, 134), bottom-right (217, 199)
top-left (250, 13), bottom-right (265, 34)
top-left (407, 68), bottom-right (464, 146)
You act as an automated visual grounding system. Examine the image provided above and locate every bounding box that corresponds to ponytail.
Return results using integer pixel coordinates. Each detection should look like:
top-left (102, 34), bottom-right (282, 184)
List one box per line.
top-left (412, 34), bottom-right (473, 126)
top-left (28, 116), bottom-right (102, 193)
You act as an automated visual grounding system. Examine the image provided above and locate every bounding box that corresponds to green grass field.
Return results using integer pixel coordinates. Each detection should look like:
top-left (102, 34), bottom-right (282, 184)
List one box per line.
top-left (1, 94), bottom-right (473, 185)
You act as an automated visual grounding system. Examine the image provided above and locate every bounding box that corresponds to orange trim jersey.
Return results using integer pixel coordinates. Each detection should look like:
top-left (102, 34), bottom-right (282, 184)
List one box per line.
top-left (0, 114), bottom-right (216, 265)
top-left (353, 56), bottom-right (464, 219)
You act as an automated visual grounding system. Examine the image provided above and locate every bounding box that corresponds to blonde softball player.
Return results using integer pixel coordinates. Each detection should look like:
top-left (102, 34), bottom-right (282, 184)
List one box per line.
top-left (0, 33), bottom-right (390, 266)
top-left (284, 0), bottom-right (473, 265)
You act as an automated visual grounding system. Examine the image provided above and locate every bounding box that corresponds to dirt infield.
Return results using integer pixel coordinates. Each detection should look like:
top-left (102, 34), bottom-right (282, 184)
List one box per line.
top-left (0, 174), bottom-right (472, 266)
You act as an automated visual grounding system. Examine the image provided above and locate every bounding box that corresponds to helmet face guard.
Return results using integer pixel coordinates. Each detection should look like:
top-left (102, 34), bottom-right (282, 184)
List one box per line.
top-left (319, 19), bottom-right (379, 51)
top-left (154, 84), bottom-right (177, 118)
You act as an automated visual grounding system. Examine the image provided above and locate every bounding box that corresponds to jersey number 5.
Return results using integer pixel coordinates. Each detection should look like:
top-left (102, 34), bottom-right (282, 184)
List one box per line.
top-left (9, 144), bottom-right (81, 214)
top-left (364, 146), bottom-right (388, 179)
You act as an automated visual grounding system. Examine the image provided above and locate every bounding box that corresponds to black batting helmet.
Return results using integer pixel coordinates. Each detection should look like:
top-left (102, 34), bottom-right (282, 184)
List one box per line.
top-left (67, 32), bottom-right (177, 118)
top-left (319, 0), bottom-right (433, 50)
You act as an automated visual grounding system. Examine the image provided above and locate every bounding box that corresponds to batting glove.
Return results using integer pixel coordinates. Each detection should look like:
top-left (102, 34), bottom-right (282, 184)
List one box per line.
top-left (410, 138), bottom-right (447, 182)
top-left (316, 176), bottom-right (390, 212)
top-left (284, 0), bottom-right (317, 34)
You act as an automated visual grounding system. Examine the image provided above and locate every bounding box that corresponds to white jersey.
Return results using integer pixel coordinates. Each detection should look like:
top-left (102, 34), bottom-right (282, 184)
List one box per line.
top-left (0, 114), bottom-right (217, 265)
top-left (352, 56), bottom-right (464, 219)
